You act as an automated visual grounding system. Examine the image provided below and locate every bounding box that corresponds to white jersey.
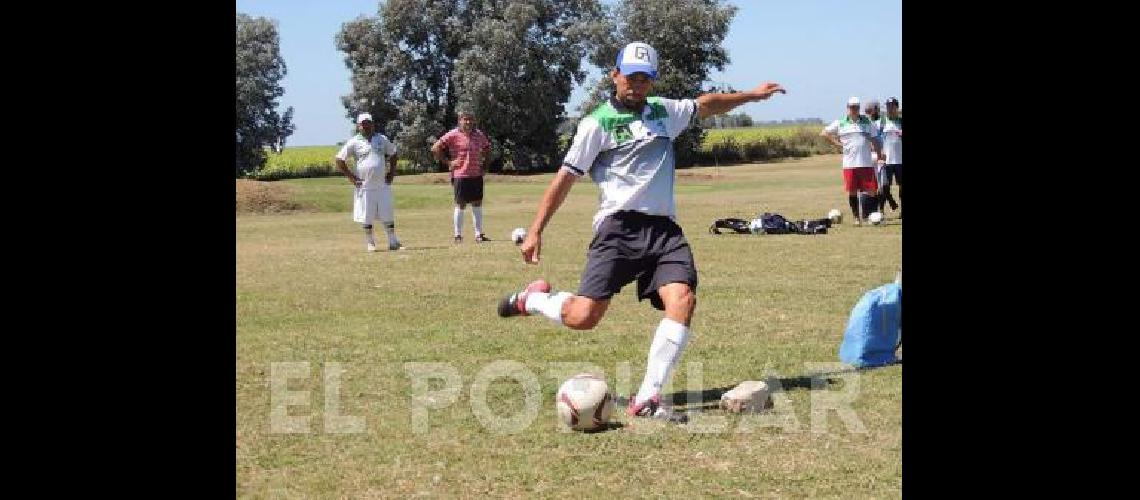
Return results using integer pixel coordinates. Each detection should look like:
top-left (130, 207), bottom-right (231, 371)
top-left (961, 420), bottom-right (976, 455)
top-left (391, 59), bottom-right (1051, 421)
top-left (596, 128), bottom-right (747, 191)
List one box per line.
top-left (561, 96), bottom-right (698, 232)
top-left (824, 115), bottom-right (879, 169)
top-left (880, 115), bottom-right (902, 164)
top-left (336, 133), bottom-right (397, 190)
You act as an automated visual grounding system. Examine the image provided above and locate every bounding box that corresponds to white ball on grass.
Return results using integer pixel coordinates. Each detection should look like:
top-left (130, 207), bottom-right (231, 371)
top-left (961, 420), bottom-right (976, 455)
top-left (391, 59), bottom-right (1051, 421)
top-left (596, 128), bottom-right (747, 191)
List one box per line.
top-left (511, 227), bottom-right (527, 245)
top-left (555, 373), bottom-right (614, 432)
top-left (828, 208), bottom-right (842, 224)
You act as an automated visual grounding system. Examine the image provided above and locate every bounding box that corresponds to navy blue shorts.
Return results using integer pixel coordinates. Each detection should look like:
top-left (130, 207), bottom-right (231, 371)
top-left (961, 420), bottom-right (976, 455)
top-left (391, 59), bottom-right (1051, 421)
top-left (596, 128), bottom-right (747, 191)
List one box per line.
top-left (577, 211), bottom-right (698, 311)
top-left (451, 175), bottom-right (484, 204)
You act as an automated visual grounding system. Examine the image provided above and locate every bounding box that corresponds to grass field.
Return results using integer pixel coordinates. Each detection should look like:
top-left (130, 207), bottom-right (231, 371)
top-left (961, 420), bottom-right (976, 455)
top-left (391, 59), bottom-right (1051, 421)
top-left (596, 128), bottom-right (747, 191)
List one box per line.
top-left (236, 154), bottom-right (901, 498)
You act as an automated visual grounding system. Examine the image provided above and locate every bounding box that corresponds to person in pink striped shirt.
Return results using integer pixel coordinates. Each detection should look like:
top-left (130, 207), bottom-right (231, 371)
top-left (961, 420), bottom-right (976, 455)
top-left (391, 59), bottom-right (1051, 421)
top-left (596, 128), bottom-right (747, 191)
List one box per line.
top-left (432, 110), bottom-right (493, 244)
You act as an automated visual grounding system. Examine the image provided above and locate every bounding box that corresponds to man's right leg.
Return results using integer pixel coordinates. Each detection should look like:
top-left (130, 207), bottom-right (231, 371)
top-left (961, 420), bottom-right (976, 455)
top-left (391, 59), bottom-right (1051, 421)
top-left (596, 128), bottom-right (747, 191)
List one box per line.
top-left (843, 169), bottom-right (862, 225)
top-left (453, 202), bottom-right (465, 244)
top-left (499, 211), bottom-right (645, 331)
top-left (362, 224), bottom-right (377, 252)
top-left (497, 282), bottom-right (610, 330)
top-left (357, 189), bottom-right (378, 252)
top-left (498, 214), bottom-right (636, 328)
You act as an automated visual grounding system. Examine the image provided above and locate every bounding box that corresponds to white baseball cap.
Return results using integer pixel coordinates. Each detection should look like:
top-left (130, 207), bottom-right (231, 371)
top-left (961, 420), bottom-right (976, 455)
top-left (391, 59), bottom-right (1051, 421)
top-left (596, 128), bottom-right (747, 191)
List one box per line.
top-left (847, 96), bottom-right (861, 106)
top-left (616, 42), bottom-right (658, 80)
top-left (356, 113), bottom-right (373, 124)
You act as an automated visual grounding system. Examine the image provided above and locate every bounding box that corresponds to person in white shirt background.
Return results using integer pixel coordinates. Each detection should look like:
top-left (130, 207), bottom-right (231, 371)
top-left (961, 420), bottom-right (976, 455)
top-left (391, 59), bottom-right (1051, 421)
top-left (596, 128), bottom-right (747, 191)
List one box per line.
top-left (821, 97), bottom-right (884, 225)
top-left (878, 96), bottom-right (903, 218)
top-left (335, 113), bottom-right (404, 252)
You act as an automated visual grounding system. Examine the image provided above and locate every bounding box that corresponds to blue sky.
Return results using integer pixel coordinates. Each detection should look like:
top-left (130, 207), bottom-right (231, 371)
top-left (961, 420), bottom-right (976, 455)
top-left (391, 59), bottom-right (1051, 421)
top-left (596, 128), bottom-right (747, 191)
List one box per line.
top-left (236, 0), bottom-right (900, 146)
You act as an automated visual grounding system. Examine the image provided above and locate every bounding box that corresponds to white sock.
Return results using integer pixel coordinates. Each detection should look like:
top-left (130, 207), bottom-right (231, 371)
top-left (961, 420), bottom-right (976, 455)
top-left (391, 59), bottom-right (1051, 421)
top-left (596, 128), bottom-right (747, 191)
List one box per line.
top-left (635, 318), bottom-right (691, 405)
top-left (472, 206), bottom-right (484, 236)
top-left (453, 207), bottom-right (463, 236)
top-left (363, 226), bottom-right (376, 246)
top-left (524, 291), bottom-right (570, 325)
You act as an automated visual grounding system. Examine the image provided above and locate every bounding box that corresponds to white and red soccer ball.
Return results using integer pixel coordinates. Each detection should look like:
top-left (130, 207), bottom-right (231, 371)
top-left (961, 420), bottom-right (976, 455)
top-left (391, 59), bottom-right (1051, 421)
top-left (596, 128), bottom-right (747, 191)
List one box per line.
top-left (555, 373), bottom-right (614, 432)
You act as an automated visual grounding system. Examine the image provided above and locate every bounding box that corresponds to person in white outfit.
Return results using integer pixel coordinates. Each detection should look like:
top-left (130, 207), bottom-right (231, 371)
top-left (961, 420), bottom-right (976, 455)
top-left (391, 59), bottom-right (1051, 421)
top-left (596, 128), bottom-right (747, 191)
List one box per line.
top-left (335, 113), bottom-right (403, 252)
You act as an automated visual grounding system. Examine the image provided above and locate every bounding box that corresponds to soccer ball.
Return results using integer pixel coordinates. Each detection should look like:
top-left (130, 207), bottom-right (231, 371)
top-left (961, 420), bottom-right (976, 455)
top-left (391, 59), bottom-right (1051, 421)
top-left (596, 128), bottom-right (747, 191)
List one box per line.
top-left (555, 373), bottom-right (614, 432)
top-left (868, 212), bottom-right (884, 225)
top-left (749, 218), bottom-right (765, 235)
top-left (827, 208), bottom-right (842, 224)
top-left (510, 227), bottom-right (527, 245)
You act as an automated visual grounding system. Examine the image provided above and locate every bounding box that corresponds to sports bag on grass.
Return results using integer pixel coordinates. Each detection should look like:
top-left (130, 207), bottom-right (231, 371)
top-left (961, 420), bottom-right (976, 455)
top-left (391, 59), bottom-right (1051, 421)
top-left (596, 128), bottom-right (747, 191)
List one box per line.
top-left (838, 281), bottom-right (902, 368)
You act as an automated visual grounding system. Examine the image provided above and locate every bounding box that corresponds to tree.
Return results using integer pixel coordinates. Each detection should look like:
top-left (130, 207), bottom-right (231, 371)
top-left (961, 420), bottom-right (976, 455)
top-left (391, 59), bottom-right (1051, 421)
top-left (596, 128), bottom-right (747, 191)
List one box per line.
top-left (337, 0), bottom-right (609, 172)
top-left (236, 13), bottom-right (295, 177)
top-left (578, 0), bottom-right (737, 167)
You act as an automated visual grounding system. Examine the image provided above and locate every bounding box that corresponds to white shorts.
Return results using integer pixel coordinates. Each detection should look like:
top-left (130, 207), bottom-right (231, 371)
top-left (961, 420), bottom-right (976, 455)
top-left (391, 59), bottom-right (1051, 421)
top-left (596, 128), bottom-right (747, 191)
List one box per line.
top-left (352, 185), bottom-right (394, 225)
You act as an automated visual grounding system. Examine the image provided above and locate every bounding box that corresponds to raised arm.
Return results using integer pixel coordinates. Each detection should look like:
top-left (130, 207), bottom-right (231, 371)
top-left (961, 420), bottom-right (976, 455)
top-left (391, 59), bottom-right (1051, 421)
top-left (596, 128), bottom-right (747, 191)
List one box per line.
top-left (696, 83), bottom-right (786, 119)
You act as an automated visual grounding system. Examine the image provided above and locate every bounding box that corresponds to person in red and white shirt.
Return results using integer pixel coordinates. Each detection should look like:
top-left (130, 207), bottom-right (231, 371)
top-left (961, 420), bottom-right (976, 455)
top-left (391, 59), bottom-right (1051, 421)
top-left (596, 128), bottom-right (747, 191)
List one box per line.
top-left (821, 96), bottom-right (884, 225)
top-left (431, 111), bottom-right (493, 244)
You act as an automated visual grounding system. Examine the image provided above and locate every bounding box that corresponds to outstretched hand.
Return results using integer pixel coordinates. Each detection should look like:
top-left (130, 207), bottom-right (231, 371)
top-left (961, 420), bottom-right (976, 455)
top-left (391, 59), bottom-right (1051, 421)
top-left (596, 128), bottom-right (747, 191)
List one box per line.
top-left (749, 82), bottom-right (786, 101)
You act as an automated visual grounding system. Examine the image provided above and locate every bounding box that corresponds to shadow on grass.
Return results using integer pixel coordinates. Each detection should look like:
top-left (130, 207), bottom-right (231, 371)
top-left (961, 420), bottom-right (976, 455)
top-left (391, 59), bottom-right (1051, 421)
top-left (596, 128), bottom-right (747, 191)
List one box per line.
top-left (582, 421), bottom-right (626, 433)
top-left (615, 361), bottom-right (903, 411)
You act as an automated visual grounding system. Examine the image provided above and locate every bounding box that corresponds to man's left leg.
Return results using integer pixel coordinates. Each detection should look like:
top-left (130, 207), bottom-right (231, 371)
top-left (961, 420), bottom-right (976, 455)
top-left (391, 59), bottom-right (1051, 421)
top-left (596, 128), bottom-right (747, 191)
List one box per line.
top-left (471, 201), bottom-right (487, 242)
top-left (628, 222), bottom-right (698, 423)
top-left (859, 167), bottom-right (880, 218)
top-left (470, 177), bottom-right (488, 242)
top-left (630, 282), bottom-right (695, 421)
top-left (378, 184), bottom-right (402, 250)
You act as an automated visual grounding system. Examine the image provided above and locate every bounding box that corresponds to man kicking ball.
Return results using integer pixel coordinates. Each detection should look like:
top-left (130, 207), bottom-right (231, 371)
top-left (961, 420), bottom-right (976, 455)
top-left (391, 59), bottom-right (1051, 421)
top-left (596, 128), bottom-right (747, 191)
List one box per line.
top-left (496, 41), bottom-right (786, 422)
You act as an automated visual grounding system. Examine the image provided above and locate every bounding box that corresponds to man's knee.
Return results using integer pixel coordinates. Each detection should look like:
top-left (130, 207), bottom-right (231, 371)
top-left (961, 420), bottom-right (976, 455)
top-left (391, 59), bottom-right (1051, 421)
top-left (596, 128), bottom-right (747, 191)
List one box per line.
top-left (668, 288), bottom-right (696, 315)
top-left (563, 298), bottom-right (608, 330)
top-left (661, 284), bottom-right (696, 317)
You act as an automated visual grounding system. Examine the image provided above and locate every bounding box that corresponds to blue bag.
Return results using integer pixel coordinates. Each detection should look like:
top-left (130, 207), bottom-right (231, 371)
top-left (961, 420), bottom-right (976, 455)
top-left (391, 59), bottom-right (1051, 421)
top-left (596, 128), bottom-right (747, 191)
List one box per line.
top-left (838, 281), bottom-right (902, 368)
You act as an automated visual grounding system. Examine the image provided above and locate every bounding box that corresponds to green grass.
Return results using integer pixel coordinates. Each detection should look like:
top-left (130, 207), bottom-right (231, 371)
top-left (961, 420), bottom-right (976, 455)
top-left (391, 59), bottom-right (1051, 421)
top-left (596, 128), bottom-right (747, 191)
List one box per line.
top-left (237, 154), bottom-right (901, 497)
